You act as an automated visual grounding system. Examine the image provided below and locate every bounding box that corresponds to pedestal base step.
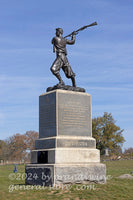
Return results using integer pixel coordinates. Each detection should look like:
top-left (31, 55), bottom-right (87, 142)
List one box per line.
top-left (25, 163), bottom-right (106, 186)
top-left (35, 136), bottom-right (96, 149)
top-left (31, 148), bottom-right (100, 164)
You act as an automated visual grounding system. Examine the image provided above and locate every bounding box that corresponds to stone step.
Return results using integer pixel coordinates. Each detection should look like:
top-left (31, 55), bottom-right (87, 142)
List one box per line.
top-left (31, 148), bottom-right (100, 164)
top-left (25, 163), bottom-right (106, 186)
top-left (35, 136), bottom-right (96, 149)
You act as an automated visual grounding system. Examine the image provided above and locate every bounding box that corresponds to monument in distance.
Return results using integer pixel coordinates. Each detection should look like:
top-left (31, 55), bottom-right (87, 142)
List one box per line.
top-left (25, 22), bottom-right (106, 186)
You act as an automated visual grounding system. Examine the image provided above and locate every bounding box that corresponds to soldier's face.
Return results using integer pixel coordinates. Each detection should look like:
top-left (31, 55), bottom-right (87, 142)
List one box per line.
top-left (56, 30), bottom-right (60, 37)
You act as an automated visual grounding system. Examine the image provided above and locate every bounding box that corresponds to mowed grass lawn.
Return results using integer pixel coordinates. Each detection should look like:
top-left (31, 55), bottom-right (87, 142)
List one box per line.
top-left (0, 160), bottom-right (133, 200)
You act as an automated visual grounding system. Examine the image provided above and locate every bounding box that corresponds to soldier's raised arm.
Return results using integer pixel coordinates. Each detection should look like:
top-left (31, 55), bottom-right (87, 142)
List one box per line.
top-left (66, 32), bottom-right (76, 45)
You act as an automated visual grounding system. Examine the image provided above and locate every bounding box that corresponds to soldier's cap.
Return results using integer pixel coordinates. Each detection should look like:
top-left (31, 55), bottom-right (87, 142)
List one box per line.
top-left (56, 28), bottom-right (63, 34)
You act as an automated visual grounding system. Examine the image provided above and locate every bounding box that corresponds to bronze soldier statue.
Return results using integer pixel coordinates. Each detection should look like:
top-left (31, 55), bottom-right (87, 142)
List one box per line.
top-left (48, 22), bottom-right (97, 92)
top-left (50, 28), bottom-right (76, 87)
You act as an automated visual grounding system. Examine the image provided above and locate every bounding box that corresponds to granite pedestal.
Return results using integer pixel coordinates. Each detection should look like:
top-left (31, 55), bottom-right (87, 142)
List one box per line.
top-left (25, 90), bottom-right (106, 186)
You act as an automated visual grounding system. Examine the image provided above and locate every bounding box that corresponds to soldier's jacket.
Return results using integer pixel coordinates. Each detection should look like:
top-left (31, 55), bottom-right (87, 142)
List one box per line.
top-left (51, 35), bottom-right (75, 55)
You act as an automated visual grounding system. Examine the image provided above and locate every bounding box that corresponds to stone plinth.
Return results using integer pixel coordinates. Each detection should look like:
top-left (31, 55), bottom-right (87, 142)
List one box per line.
top-left (25, 90), bottom-right (106, 186)
top-left (39, 90), bottom-right (92, 138)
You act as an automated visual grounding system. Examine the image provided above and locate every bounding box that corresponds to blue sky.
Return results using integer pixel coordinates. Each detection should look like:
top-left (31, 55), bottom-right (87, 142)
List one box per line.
top-left (0, 0), bottom-right (133, 150)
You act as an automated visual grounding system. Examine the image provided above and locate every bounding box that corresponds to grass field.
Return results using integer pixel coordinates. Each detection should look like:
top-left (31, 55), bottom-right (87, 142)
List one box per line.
top-left (0, 160), bottom-right (133, 200)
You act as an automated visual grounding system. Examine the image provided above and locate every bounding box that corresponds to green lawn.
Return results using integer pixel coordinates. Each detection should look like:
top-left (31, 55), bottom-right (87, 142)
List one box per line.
top-left (0, 160), bottom-right (133, 200)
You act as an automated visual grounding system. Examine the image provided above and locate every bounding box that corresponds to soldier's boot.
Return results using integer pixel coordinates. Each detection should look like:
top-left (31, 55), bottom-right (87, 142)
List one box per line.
top-left (55, 73), bottom-right (65, 86)
top-left (71, 76), bottom-right (76, 87)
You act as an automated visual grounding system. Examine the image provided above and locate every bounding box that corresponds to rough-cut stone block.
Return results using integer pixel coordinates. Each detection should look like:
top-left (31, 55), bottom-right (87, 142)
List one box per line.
top-left (55, 164), bottom-right (106, 184)
top-left (25, 163), bottom-right (106, 186)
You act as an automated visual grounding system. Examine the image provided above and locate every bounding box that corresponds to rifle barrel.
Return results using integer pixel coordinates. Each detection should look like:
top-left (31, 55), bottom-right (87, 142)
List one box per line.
top-left (64, 21), bottom-right (97, 38)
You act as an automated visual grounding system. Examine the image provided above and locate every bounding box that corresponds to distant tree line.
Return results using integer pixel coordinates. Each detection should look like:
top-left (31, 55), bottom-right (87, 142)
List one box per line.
top-left (124, 147), bottom-right (133, 154)
top-left (0, 131), bottom-right (38, 163)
